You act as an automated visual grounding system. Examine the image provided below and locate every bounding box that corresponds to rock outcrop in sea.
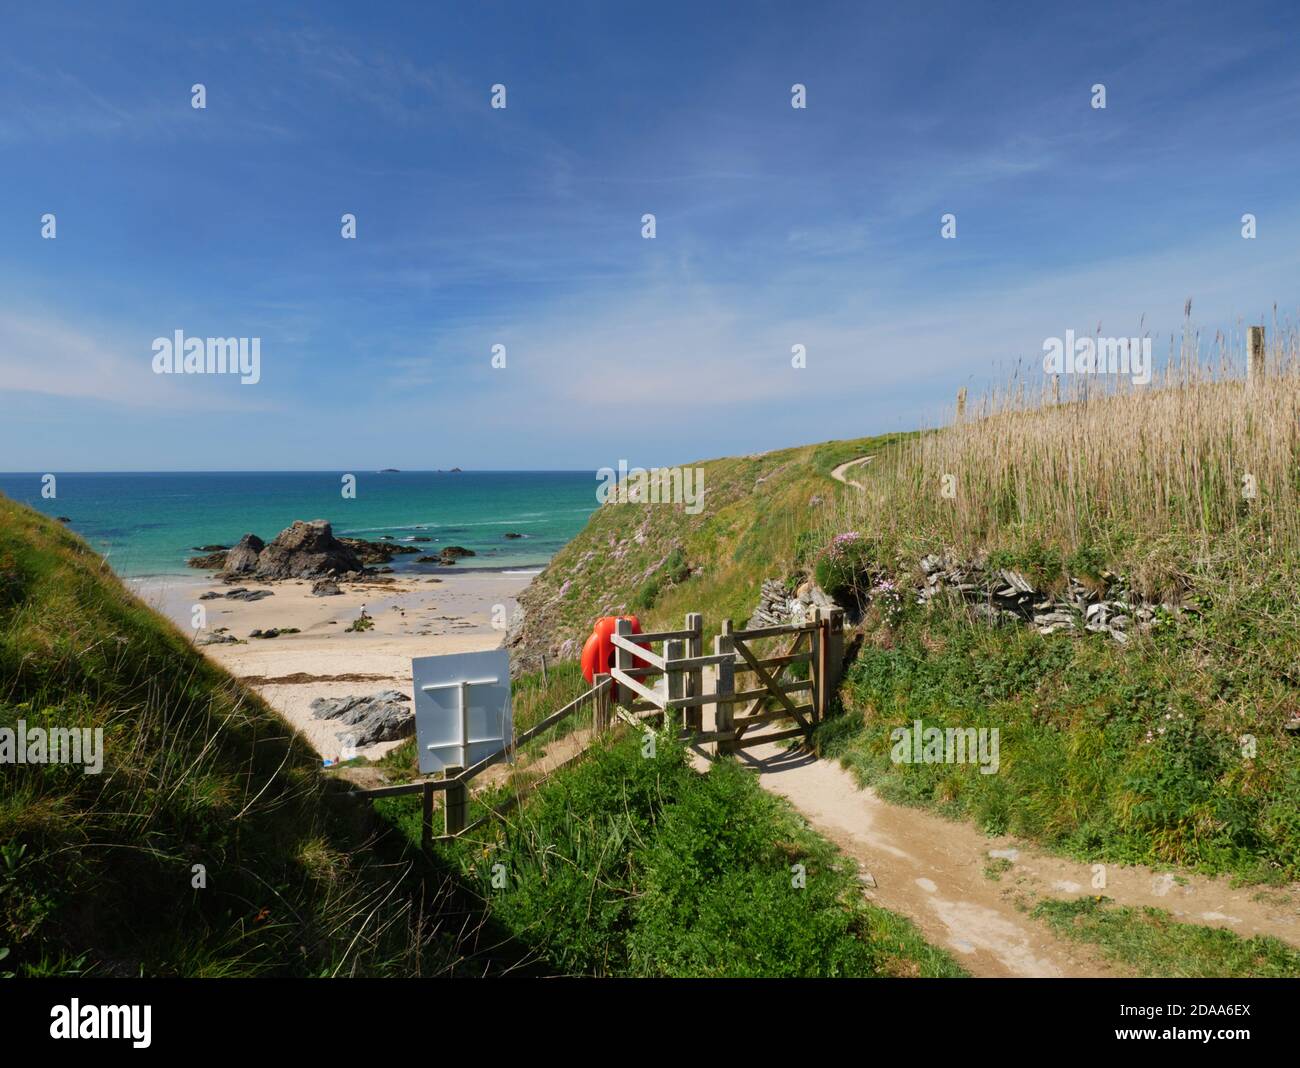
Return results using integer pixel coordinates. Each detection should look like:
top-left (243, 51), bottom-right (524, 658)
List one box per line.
top-left (230, 520), bottom-right (364, 580)
top-left (187, 521), bottom-right (430, 577)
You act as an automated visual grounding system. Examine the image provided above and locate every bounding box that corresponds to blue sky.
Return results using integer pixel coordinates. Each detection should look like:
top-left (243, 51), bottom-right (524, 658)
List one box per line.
top-left (1, 0), bottom-right (1298, 471)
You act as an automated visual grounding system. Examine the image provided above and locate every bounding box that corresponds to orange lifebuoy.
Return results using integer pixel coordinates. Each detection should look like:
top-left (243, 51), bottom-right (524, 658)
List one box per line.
top-left (580, 615), bottom-right (648, 686)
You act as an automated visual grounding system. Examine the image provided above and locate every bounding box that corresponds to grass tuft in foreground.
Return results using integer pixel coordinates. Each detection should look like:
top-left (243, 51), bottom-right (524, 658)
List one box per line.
top-left (0, 496), bottom-right (486, 977)
top-left (1032, 896), bottom-right (1300, 978)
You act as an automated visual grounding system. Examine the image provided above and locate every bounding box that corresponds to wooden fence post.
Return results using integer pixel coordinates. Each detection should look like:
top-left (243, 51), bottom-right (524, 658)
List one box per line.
top-left (613, 617), bottom-right (633, 708)
top-left (685, 612), bottom-right (703, 732)
top-left (421, 780), bottom-right (434, 851)
top-left (715, 619), bottom-right (735, 757)
top-left (666, 638), bottom-right (685, 733)
top-left (1248, 326), bottom-right (1266, 390)
top-left (811, 607), bottom-right (825, 723)
top-left (594, 672), bottom-right (611, 732)
top-left (825, 609), bottom-right (845, 705)
top-left (443, 766), bottom-right (466, 837)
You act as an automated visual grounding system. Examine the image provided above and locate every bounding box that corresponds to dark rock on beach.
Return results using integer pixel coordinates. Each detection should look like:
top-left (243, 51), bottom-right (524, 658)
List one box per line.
top-left (221, 534), bottom-right (265, 573)
top-left (224, 587), bottom-right (274, 602)
top-left (231, 521), bottom-right (362, 580)
top-left (310, 690), bottom-right (414, 747)
top-left (339, 537), bottom-right (420, 564)
top-left (187, 520), bottom-right (435, 579)
top-left (250, 627), bottom-right (299, 639)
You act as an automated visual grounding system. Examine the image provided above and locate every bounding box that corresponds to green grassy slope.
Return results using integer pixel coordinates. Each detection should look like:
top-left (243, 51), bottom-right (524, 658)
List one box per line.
top-left (378, 728), bottom-right (965, 978)
top-left (809, 430), bottom-right (1300, 886)
top-left (0, 497), bottom-right (491, 977)
top-left (510, 433), bottom-right (908, 666)
top-left (509, 416), bottom-right (1299, 889)
top-left (816, 604), bottom-right (1300, 882)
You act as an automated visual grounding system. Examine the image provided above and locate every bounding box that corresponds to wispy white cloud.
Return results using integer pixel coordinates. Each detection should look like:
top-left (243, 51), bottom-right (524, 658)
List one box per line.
top-left (0, 308), bottom-right (277, 413)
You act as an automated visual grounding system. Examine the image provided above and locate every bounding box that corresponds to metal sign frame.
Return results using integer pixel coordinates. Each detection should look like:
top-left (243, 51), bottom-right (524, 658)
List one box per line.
top-left (411, 648), bottom-right (512, 774)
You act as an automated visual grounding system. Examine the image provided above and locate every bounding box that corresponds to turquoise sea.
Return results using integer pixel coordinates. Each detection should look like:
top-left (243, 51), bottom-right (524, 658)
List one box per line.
top-left (0, 471), bottom-right (596, 579)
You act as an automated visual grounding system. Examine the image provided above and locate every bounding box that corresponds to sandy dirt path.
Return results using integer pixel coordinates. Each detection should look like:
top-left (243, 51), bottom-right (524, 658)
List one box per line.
top-left (684, 668), bottom-right (1300, 977)
top-left (829, 454), bottom-right (874, 489)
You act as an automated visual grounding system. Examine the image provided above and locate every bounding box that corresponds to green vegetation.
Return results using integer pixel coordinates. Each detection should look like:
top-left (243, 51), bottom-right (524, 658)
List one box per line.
top-left (806, 340), bottom-right (1300, 886)
top-left (0, 497), bottom-right (484, 977)
top-left (813, 601), bottom-right (1300, 882)
top-left (511, 432), bottom-right (912, 664)
top-left (377, 729), bottom-right (965, 978)
top-left (983, 857), bottom-right (1013, 881)
top-left (630, 547), bottom-right (691, 612)
top-left (10, 324), bottom-right (1298, 977)
top-left (1033, 896), bottom-right (1300, 978)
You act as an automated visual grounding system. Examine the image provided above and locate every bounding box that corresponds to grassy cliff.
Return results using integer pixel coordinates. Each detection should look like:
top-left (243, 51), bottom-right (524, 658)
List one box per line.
top-left (509, 328), bottom-right (1300, 886)
top-left (814, 339), bottom-right (1300, 884)
top-left (0, 497), bottom-right (490, 977)
top-left (509, 433), bottom-right (908, 667)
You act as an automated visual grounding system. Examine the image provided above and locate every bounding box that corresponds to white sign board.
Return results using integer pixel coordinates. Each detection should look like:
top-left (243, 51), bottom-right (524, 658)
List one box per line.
top-left (411, 648), bottom-right (512, 775)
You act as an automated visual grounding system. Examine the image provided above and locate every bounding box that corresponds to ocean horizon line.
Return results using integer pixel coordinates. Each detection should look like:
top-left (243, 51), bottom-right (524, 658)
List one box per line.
top-left (0, 468), bottom-right (597, 476)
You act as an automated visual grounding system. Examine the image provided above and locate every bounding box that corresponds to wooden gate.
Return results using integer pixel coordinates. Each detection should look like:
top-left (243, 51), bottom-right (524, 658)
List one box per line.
top-left (720, 621), bottom-right (818, 749)
top-left (348, 606), bottom-right (847, 848)
top-left (608, 608), bottom-right (845, 754)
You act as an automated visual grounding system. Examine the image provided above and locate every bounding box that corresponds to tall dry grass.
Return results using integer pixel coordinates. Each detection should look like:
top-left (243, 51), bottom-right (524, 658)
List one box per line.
top-left (840, 313), bottom-right (1300, 588)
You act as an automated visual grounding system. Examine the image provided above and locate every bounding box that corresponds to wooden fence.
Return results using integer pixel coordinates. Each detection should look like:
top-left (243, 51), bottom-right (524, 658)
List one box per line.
top-left (351, 607), bottom-right (845, 847)
top-left (607, 608), bottom-right (844, 753)
top-left (356, 677), bottom-right (611, 849)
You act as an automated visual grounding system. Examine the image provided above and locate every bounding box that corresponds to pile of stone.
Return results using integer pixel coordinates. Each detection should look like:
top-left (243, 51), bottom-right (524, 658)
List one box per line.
top-left (310, 690), bottom-right (414, 747)
top-left (917, 552), bottom-right (1180, 644)
top-left (746, 577), bottom-right (838, 629)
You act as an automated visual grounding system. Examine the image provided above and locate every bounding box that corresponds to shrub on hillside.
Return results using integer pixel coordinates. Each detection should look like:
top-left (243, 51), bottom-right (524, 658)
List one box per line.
top-left (0, 551), bottom-right (24, 616)
top-left (817, 602), bottom-right (1300, 882)
top-left (447, 732), bottom-right (941, 977)
top-left (630, 547), bottom-right (691, 611)
top-left (813, 532), bottom-right (880, 603)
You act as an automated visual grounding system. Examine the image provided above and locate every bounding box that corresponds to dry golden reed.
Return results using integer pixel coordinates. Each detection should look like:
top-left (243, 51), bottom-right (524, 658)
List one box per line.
top-left (839, 312), bottom-right (1300, 586)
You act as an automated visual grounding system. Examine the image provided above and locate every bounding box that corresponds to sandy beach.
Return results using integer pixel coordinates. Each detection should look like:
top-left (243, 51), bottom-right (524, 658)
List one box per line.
top-left (130, 569), bottom-right (535, 762)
